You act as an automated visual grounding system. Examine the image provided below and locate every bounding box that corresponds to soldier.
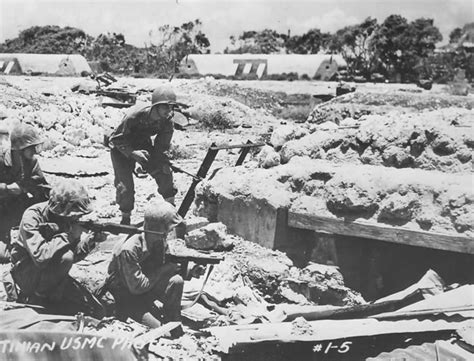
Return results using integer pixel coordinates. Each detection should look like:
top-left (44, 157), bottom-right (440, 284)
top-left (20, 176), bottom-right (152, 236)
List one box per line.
top-left (108, 85), bottom-right (178, 225)
top-left (106, 199), bottom-right (184, 332)
top-left (0, 122), bottom-right (49, 263)
top-left (10, 179), bottom-right (97, 313)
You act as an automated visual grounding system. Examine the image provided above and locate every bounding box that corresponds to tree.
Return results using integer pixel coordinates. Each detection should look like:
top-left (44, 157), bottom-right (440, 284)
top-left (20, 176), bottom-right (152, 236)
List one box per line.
top-left (372, 16), bottom-right (442, 81)
top-left (225, 29), bottom-right (287, 54)
top-left (286, 29), bottom-right (332, 54)
top-left (147, 19), bottom-right (210, 74)
top-left (449, 27), bottom-right (463, 44)
top-left (0, 25), bottom-right (89, 54)
top-left (328, 17), bottom-right (379, 77)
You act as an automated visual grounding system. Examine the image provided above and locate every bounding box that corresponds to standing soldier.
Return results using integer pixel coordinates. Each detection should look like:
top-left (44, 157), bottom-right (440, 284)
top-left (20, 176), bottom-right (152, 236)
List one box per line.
top-left (108, 85), bottom-right (178, 225)
top-left (0, 122), bottom-right (48, 263)
top-left (105, 199), bottom-right (184, 333)
top-left (10, 179), bottom-right (97, 313)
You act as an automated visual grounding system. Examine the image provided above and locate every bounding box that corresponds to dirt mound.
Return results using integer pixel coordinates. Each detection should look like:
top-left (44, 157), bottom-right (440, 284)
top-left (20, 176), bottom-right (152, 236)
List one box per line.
top-left (196, 157), bottom-right (473, 238)
top-left (276, 108), bottom-right (473, 173)
top-left (307, 90), bottom-right (474, 124)
top-left (186, 93), bottom-right (276, 129)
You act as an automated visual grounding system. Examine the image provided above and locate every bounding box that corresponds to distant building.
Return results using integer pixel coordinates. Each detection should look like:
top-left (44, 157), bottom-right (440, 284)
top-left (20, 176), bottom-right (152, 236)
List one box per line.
top-left (179, 54), bottom-right (347, 80)
top-left (0, 53), bottom-right (91, 76)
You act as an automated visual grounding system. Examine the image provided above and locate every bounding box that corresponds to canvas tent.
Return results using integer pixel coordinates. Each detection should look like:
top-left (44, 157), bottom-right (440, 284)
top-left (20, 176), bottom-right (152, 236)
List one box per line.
top-left (0, 53), bottom-right (92, 76)
top-left (179, 54), bottom-right (347, 80)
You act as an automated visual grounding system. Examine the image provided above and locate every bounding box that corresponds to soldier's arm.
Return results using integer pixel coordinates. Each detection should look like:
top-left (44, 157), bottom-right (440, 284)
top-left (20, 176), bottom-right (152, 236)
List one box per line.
top-left (109, 108), bottom-right (145, 157)
top-left (19, 209), bottom-right (70, 268)
top-left (117, 249), bottom-right (161, 295)
top-left (153, 120), bottom-right (174, 154)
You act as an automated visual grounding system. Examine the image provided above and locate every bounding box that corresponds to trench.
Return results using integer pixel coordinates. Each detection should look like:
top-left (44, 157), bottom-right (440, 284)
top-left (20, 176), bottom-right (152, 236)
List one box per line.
top-left (211, 196), bottom-right (474, 301)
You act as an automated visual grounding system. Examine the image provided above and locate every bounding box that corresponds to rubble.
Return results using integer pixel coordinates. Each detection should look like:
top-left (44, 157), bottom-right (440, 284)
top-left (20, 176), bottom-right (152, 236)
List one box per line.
top-left (197, 156), bottom-right (473, 238)
top-left (1, 75), bottom-right (472, 360)
top-left (256, 145), bottom-right (280, 168)
top-left (277, 108), bottom-right (473, 173)
top-left (184, 222), bottom-right (233, 251)
top-left (269, 124), bottom-right (308, 149)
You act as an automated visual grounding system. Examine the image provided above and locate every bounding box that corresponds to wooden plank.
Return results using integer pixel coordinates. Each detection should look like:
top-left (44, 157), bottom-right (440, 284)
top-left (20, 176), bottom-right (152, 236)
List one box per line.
top-left (288, 212), bottom-right (474, 254)
top-left (133, 322), bottom-right (181, 346)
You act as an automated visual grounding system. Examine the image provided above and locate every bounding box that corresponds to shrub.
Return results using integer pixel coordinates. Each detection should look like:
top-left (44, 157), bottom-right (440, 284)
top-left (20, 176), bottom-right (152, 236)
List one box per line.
top-left (200, 109), bottom-right (234, 130)
top-left (277, 104), bottom-right (312, 122)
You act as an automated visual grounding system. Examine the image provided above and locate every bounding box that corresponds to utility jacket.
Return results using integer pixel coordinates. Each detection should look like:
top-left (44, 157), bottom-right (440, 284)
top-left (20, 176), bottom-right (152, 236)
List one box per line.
top-left (107, 233), bottom-right (168, 295)
top-left (108, 105), bottom-right (174, 158)
top-left (0, 148), bottom-right (46, 203)
top-left (10, 202), bottom-right (72, 268)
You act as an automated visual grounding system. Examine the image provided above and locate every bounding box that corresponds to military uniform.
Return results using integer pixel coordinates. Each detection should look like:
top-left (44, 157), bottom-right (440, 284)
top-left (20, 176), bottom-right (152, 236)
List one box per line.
top-left (106, 233), bottom-right (183, 324)
top-left (0, 146), bottom-right (47, 262)
top-left (108, 104), bottom-right (176, 214)
top-left (10, 180), bottom-right (94, 314)
top-left (105, 199), bottom-right (184, 327)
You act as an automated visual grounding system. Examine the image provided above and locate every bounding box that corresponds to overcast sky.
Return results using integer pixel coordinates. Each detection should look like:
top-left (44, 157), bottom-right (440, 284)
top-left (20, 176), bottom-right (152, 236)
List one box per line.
top-left (0, 0), bottom-right (472, 51)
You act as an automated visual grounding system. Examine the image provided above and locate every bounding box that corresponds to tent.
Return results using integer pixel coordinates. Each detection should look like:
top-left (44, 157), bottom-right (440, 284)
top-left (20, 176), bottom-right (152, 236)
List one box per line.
top-left (0, 53), bottom-right (92, 76)
top-left (179, 54), bottom-right (347, 80)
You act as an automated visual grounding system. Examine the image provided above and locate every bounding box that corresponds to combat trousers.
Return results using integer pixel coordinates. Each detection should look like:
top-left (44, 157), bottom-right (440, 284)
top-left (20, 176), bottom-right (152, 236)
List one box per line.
top-left (110, 148), bottom-right (175, 213)
top-left (109, 263), bottom-right (184, 326)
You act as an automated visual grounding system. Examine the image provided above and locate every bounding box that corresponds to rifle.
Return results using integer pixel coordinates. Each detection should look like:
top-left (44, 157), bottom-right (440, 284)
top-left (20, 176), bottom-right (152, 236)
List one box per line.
top-left (78, 220), bottom-right (223, 277)
top-left (77, 220), bottom-right (165, 237)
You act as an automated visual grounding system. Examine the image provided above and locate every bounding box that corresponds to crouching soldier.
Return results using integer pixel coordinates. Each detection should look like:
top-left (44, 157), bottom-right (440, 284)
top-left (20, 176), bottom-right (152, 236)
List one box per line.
top-left (105, 199), bottom-right (184, 332)
top-left (0, 122), bottom-right (49, 263)
top-left (10, 180), bottom-right (97, 313)
top-left (107, 85), bottom-right (178, 225)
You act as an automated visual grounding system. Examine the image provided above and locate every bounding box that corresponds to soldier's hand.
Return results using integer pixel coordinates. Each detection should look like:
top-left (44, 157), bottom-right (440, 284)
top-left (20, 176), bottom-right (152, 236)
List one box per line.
top-left (7, 183), bottom-right (23, 195)
top-left (38, 222), bottom-right (61, 240)
top-left (130, 150), bottom-right (150, 165)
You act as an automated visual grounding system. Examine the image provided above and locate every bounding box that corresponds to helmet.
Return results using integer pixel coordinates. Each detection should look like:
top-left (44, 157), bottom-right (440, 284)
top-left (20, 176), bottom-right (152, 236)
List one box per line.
top-left (144, 199), bottom-right (182, 233)
top-left (48, 180), bottom-right (92, 217)
top-left (10, 122), bottom-right (43, 150)
top-left (151, 85), bottom-right (177, 107)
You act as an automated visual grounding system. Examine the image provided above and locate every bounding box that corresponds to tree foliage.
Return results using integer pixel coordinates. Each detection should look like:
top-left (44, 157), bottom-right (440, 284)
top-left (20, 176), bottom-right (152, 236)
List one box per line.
top-left (0, 25), bottom-right (89, 54)
top-left (286, 29), bottom-right (332, 54)
top-left (328, 17), bottom-right (379, 77)
top-left (372, 16), bottom-right (442, 81)
top-left (147, 19), bottom-right (210, 74)
top-left (225, 29), bottom-right (287, 54)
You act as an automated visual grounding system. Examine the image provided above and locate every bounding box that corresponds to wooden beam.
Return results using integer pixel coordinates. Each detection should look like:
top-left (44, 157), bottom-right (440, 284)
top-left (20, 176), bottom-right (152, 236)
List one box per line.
top-left (287, 211), bottom-right (474, 254)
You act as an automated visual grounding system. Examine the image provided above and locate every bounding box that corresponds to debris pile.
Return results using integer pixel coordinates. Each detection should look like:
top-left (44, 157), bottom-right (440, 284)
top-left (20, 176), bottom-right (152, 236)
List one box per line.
top-left (197, 157), bottom-right (473, 237)
top-left (276, 108), bottom-right (474, 173)
top-left (307, 90), bottom-right (474, 125)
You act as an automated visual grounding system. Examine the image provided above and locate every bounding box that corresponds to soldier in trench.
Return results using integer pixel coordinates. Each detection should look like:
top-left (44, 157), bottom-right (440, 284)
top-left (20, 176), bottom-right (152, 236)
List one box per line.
top-left (107, 85), bottom-right (179, 225)
top-left (0, 122), bottom-right (49, 263)
top-left (104, 198), bottom-right (184, 336)
top-left (10, 179), bottom-right (99, 313)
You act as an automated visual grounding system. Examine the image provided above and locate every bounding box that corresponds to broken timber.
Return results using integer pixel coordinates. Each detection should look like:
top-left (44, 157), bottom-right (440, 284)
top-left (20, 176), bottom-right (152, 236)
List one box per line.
top-left (288, 211), bottom-right (474, 254)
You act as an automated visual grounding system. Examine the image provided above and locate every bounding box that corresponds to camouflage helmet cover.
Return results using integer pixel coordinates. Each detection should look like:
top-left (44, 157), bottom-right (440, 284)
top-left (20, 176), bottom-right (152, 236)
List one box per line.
top-left (10, 122), bottom-right (43, 150)
top-left (48, 180), bottom-right (92, 217)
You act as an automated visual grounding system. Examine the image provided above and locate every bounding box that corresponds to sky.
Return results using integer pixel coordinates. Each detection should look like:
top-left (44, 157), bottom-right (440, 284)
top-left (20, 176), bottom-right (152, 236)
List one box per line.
top-left (0, 0), bottom-right (472, 52)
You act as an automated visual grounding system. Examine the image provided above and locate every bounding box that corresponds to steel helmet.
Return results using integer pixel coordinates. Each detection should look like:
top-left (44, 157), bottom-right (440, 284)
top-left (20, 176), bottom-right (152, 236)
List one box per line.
top-left (144, 199), bottom-right (183, 233)
top-left (48, 180), bottom-right (92, 217)
top-left (10, 122), bottom-right (43, 150)
top-left (151, 85), bottom-right (177, 107)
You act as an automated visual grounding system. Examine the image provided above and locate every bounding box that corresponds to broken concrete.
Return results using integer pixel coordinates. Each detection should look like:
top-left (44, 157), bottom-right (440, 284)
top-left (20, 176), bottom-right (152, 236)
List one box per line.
top-left (185, 222), bottom-right (233, 251)
top-left (279, 108), bottom-right (474, 173)
top-left (257, 145), bottom-right (280, 168)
